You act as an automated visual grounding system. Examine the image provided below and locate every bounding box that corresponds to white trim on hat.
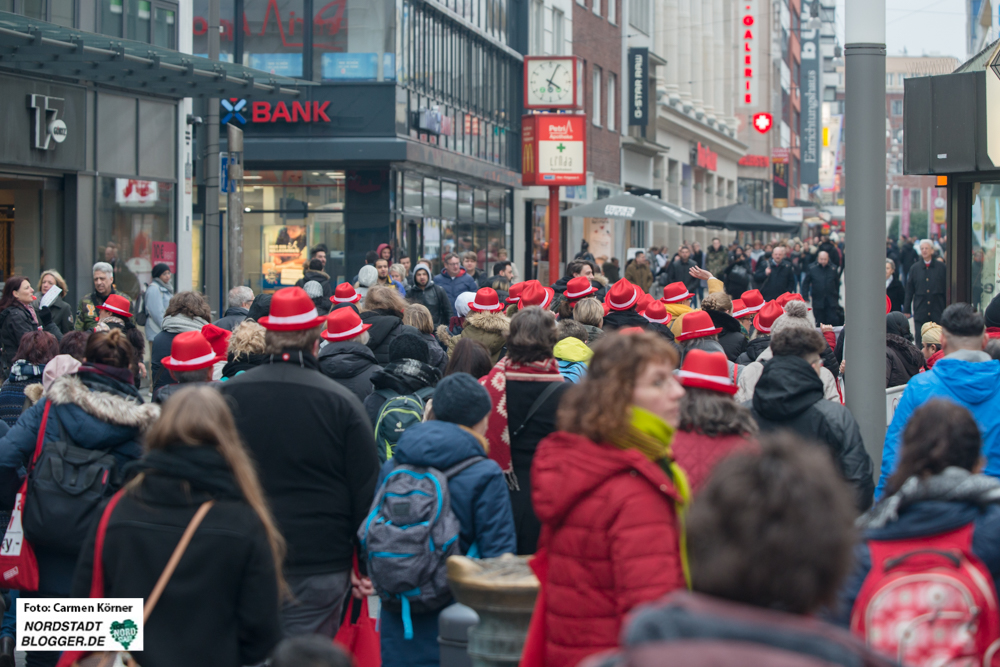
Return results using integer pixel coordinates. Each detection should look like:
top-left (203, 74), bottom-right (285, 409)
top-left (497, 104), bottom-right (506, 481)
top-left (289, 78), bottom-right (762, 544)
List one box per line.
top-left (325, 322), bottom-right (365, 340)
top-left (164, 351), bottom-right (218, 367)
top-left (98, 301), bottom-right (130, 317)
top-left (661, 289), bottom-right (692, 303)
top-left (643, 312), bottom-right (670, 324)
top-left (732, 306), bottom-right (752, 318)
top-left (333, 292), bottom-right (360, 303)
top-left (744, 301), bottom-right (764, 313)
top-left (676, 369), bottom-right (734, 386)
top-left (471, 296), bottom-right (503, 312)
top-left (266, 307), bottom-right (321, 325)
top-left (683, 325), bottom-right (720, 337)
top-left (565, 284), bottom-right (597, 299)
top-left (609, 286), bottom-right (638, 310)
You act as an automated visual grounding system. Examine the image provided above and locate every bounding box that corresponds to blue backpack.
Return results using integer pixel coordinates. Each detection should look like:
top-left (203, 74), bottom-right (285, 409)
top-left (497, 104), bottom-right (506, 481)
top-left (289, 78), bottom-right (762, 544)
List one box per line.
top-left (358, 456), bottom-right (485, 638)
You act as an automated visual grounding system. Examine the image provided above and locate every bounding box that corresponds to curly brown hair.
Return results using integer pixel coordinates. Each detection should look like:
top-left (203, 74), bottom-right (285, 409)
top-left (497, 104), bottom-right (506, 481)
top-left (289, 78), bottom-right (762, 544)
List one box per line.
top-left (557, 331), bottom-right (679, 443)
top-left (362, 285), bottom-right (407, 316)
top-left (679, 387), bottom-right (758, 437)
top-left (164, 291), bottom-right (211, 321)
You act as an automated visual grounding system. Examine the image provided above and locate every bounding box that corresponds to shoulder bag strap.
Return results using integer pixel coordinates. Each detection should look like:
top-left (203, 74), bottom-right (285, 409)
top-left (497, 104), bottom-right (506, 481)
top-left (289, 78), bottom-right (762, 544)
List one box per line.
top-left (89, 489), bottom-right (127, 599)
top-left (511, 382), bottom-right (562, 441)
top-left (442, 456), bottom-right (487, 479)
top-left (28, 401), bottom-right (52, 473)
top-left (143, 500), bottom-right (214, 622)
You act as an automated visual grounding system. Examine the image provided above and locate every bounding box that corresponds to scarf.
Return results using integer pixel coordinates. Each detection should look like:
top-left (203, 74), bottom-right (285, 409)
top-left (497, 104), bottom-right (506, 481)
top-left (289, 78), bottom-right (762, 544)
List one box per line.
top-left (481, 357), bottom-right (564, 489)
top-left (8, 360), bottom-right (45, 383)
top-left (161, 313), bottom-right (209, 334)
top-left (137, 445), bottom-right (243, 501)
top-left (860, 467), bottom-right (1000, 530)
top-left (611, 406), bottom-right (692, 586)
top-left (22, 302), bottom-right (38, 326)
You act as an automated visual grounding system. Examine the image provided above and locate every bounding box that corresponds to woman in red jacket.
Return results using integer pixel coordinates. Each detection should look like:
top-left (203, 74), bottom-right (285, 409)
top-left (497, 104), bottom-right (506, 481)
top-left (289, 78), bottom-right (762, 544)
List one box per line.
top-left (530, 330), bottom-right (689, 667)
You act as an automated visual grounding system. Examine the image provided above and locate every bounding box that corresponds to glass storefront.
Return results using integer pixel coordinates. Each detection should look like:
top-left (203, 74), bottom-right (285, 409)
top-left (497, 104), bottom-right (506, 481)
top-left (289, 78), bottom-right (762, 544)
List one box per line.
top-left (96, 177), bottom-right (176, 301)
top-left (971, 182), bottom-right (1000, 312)
top-left (241, 170), bottom-right (346, 292)
top-left (0, 177), bottom-right (64, 285)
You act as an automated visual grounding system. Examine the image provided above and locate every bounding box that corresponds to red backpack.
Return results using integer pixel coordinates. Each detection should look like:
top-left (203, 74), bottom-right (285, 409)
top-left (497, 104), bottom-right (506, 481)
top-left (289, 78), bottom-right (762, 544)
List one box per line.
top-left (850, 524), bottom-right (1000, 666)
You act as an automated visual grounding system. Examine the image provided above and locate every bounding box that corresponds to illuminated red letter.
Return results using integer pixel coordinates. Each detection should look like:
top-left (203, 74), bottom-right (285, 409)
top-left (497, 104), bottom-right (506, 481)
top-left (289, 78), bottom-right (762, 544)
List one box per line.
top-left (271, 102), bottom-right (292, 122)
top-left (313, 101), bottom-right (331, 122)
top-left (292, 101), bottom-right (311, 122)
top-left (252, 101), bottom-right (271, 122)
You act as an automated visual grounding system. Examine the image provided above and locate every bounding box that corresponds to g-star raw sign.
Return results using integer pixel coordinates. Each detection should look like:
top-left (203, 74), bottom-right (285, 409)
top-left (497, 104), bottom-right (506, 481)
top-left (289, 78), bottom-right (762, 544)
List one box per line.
top-left (521, 114), bottom-right (587, 186)
top-left (629, 48), bottom-right (649, 127)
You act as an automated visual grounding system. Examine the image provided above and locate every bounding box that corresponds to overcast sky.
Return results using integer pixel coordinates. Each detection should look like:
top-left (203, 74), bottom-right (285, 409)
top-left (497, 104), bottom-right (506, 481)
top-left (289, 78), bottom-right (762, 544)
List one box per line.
top-left (834, 0), bottom-right (974, 62)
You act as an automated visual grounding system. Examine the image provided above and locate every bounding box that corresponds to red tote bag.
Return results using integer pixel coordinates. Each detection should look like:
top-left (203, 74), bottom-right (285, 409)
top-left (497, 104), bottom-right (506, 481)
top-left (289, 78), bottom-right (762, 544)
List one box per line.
top-left (0, 402), bottom-right (52, 591)
top-left (334, 556), bottom-right (381, 667)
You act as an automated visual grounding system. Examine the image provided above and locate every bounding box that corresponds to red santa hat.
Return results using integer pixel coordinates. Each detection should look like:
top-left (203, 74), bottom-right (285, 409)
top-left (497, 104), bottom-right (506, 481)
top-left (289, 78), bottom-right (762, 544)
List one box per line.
top-left (660, 282), bottom-right (693, 304)
top-left (469, 287), bottom-right (504, 313)
top-left (321, 307), bottom-right (372, 342)
top-left (676, 349), bottom-right (738, 395)
top-left (161, 331), bottom-right (226, 372)
top-left (731, 299), bottom-right (751, 319)
top-left (606, 279), bottom-right (639, 311)
top-left (520, 281), bottom-right (555, 309)
top-left (642, 300), bottom-right (673, 326)
top-left (740, 289), bottom-right (765, 313)
top-left (564, 276), bottom-right (598, 300)
top-left (331, 282), bottom-right (362, 304)
top-left (675, 310), bottom-right (723, 341)
top-left (257, 287), bottom-right (327, 331)
top-left (752, 301), bottom-right (785, 334)
top-left (96, 294), bottom-right (132, 318)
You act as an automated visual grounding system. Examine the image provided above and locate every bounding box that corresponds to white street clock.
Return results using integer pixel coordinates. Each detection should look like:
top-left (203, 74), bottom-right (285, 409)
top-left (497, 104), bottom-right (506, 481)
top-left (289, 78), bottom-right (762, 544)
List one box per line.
top-left (524, 56), bottom-right (583, 110)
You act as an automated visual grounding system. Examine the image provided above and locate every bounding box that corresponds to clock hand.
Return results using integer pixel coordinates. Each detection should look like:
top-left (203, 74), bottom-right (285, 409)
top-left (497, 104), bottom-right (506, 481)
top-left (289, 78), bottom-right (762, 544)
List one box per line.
top-left (546, 64), bottom-right (563, 90)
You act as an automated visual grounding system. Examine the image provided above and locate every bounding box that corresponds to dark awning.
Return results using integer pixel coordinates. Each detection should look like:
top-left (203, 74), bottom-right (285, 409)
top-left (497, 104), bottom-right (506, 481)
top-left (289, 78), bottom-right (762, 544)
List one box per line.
top-left (0, 11), bottom-right (306, 98)
top-left (683, 203), bottom-right (801, 232)
top-left (563, 193), bottom-right (705, 224)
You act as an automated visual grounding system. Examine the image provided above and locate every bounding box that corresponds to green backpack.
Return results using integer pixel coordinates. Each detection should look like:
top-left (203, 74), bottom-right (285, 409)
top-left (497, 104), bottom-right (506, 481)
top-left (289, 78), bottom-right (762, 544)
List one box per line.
top-left (373, 386), bottom-right (436, 464)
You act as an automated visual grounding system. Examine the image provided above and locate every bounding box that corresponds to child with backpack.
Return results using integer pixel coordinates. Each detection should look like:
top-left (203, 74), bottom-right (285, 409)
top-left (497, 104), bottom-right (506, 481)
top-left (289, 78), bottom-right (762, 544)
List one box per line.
top-left (359, 372), bottom-right (516, 667)
top-left (838, 398), bottom-right (1000, 666)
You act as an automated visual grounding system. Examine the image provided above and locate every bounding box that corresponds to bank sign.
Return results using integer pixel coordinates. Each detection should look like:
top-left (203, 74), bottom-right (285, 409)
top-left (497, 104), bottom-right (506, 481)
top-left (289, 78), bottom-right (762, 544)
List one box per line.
top-left (521, 114), bottom-right (587, 186)
top-left (221, 98), bottom-right (331, 125)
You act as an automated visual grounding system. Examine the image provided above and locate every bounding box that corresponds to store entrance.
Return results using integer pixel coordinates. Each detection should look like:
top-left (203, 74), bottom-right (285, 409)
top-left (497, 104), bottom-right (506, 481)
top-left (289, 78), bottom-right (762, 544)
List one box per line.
top-left (0, 175), bottom-right (64, 282)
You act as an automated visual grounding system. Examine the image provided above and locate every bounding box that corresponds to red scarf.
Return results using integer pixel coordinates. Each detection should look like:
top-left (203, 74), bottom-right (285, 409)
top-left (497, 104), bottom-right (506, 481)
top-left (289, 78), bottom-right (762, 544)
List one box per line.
top-left (480, 357), bottom-right (564, 489)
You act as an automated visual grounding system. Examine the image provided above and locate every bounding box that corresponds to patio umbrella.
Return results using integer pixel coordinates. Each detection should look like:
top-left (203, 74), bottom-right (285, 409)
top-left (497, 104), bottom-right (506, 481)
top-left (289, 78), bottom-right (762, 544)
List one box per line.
top-left (685, 203), bottom-right (801, 233)
top-left (563, 193), bottom-right (706, 225)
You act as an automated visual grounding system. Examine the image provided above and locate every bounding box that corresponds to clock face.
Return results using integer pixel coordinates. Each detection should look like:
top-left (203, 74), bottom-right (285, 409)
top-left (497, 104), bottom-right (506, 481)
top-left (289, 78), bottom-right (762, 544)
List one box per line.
top-left (527, 59), bottom-right (575, 107)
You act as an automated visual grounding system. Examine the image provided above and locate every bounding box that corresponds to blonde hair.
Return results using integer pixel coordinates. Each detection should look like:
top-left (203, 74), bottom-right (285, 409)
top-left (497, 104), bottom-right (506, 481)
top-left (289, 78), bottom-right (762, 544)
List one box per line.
top-left (573, 297), bottom-right (604, 327)
top-left (37, 269), bottom-right (68, 295)
top-left (140, 386), bottom-right (287, 596)
top-left (228, 319), bottom-right (266, 357)
top-left (389, 263), bottom-right (407, 282)
top-left (701, 291), bottom-right (733, 314)
top-left (403, 304), bottom-right (434, 334)
top-left (362, 285), bottom-right (407, 315)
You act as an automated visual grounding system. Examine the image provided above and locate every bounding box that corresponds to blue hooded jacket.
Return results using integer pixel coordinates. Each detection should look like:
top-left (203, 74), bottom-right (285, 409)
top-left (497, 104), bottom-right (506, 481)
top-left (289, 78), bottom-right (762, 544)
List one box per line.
top-left (878, 356), bottom-right (1000, 498)
top-left (436, 268), bottom-right (479, 309)
top-left (376, 420), bottom-right (516, 558)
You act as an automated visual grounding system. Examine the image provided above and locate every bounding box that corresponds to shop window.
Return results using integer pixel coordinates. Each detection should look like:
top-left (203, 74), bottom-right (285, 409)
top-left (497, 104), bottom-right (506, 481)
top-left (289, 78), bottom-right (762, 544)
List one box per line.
top-left (101, 0), bottom-right (123, 36)
top-left (972, 183), bottom-right (1000, 311)
top-left (96, 177), bottom-right (176, 303)
top-left (403, 173), bottom-right (423, 216)
top-left (153, 5), bottom-right (176, 48)
top-left (891, 188), bottom-right (901, 211)
top-left (441, 182), bottom-right (458, 221)
top-left (192, 0), bottom-right (235, 61)
top-left (891, 99), bottom-right (903, 116)
top-left (314, 0), bottom-right (396, 82)
top-left (243, 0), bottom-right (304, 77)
top-left (592, 66), bottom-right (602, 127)
top-left (424, 178), bottom-right (441, 218)
top-left (128, 0), bottom-right (150, 42)
top-left (474, 190), bottom-right (487, 224)
top-left (458, 184), bottom-right (474, 221)
top-left (910, 188), bottom-right (922, 210)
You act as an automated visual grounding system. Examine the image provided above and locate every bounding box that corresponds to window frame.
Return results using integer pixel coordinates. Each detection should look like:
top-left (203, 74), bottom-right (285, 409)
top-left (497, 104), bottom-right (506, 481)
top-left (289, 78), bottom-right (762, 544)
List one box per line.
top-left (552, 7), bottom-right (564, 55)
top-left (607, 72), bottom-right (616, 131)
top-left (592, 65), bottom-right (602, 127)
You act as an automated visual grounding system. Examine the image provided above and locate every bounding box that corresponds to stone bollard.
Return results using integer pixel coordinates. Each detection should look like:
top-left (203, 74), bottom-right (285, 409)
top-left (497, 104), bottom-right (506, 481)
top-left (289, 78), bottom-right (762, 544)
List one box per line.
top-left (446, 554), bottom-right (539, 667)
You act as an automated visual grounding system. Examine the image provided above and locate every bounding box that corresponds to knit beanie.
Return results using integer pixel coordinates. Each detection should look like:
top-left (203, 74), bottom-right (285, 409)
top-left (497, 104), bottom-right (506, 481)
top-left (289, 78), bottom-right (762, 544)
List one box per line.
top-left (986, 294), bottom-right (1000, 328)
top-left (414, 262), bottom-right (432, 280)
top-left (303, 281), bottom-right (324, 299)
top-left (152, 263), bottom-right (170, 280)
top-left (389, 333), bottom-right (430, 364)
top-left (770, 300), bottom-right (812, 336)
top-left (431, 373), bottom-right (492, 427)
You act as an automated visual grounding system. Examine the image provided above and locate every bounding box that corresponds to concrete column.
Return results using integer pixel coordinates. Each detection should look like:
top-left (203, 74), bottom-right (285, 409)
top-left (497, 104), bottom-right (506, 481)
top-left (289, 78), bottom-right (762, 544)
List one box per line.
top-left (702, 0), bottom-right (715, 118)
top-left (678, 0), bottom-right (692, 104)
top-left (663, 0), bottom-right (680, 100)
top-left (845, 0), bottom-right (886, 482)
top-left (690, 0), bottom-right (703, 113)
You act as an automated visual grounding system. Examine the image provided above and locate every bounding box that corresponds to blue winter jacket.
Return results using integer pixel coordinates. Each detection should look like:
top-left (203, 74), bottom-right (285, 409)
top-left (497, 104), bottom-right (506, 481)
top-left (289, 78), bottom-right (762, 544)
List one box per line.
top-left (834, 499), bottom-right (1000, 627)
top-left (436, 269), bottom-right (479, 310)
top-left (375, 420), bottom-right (516, 558)
top-left (878, 355), bottom-right (1000, 498)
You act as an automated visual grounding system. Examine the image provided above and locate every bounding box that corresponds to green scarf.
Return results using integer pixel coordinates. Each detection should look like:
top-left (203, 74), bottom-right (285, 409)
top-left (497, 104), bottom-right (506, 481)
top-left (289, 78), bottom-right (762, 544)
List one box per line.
top-left (612, 406), bottom-right (692, 587)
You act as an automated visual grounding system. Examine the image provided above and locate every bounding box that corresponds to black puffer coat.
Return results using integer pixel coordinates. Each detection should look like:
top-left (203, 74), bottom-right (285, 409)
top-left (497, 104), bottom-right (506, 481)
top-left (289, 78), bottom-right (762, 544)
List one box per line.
top-left (318, 340), bottom-right (380, 403)
top-left (748, 355), bottom-right (874, 510)
top-left (885, 333), bottom-right (924, 388)
top-left (360, 309), bottom-right (422, 365)
top-left (736, 335), bottom-right (770, 365)
top-left (705, 310), bottom-right (747, 363)
top-left (407, 281), bottom-right (453, 330)
top-left (602, 309), bottom-right (649, 331)
top-left (362, 360), bottom-right (441, 426)
top-left (0, 303), bottom-right (61, 373)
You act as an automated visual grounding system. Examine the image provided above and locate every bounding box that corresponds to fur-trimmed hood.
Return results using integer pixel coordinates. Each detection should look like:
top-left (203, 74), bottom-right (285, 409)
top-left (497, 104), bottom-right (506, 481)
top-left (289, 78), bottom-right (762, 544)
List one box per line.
top-left (47, 374), bottom-right (160, 432)
top-left (464, 311), bottom-right (510, 336)
top-left (24, 382), bottom-right (44, 406)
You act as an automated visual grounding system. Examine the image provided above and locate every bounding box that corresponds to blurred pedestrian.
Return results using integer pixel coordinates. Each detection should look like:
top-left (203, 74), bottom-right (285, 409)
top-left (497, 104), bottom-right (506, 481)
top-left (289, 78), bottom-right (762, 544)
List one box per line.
top-left (904, 239), bottom-right (947, 345)
top-left (920, 321), bottom-right (945, 369)
top-left (700, 292), bottom-right (747, 362)
top-left (528, 331), bottom-right (687, 667)
top-left (220, 319), bottom-right (267, 380)
top-left (443, 338), bottom-right (492, 379)
top-left (220, 287), bottom-right (380, 639)
top-left (152, 331), bottom-right (225, 404)
top-left (437, 253), bottom-right (479, 305)
top-left (885, 311), bottom-right (925, 387)
top-left (364, 333), bottom-right (441, 428)
top-left (0, 331), bottom-right (59, 427)
top-left (625, 250), bottom-right (654, 294)
top-left (75, 262), bottom-right (130, 332)
top-left (214, 286), bottom-right (254, 331)
top-left (802, 251), bottom-right (842, 326)
top-left (150, 292), bottom-right (212, 393)
top-left (72, 387), bottom-right (284, 667)
top-left (553, 320), bottom-right (592, 383)
top-left (885, 259), bottom-right (904, 312)
top-left (271, 636), bottom-right (352, 667)
top-left (572, 297), bottom-right (605, 347)
top-left (403, 303), bottom-right (448, 374)
top-left (35, 270), bottom-right (74, 334)
top-left (317, 307), bottom-right (379, 403)
top-left (58, 330), bottom-right (90, 361)
top-left (444, 288), bottom-right (509, 364)
top-left (295, 258), bottom-right (333, 299)
top-left (360, 286), bottom-right (422, 365)
top-left (407, 262), bottom-right (453, 330)
top-left (0, 276), bottom-right (61, 375)
top-left (143, 262), bottom-right (174, 343)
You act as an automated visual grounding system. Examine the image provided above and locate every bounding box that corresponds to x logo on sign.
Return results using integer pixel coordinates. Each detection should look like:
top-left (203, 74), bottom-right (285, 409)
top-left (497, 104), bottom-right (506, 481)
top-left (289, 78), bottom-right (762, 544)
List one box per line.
top-left (221, 98), bottom-right (247, 125)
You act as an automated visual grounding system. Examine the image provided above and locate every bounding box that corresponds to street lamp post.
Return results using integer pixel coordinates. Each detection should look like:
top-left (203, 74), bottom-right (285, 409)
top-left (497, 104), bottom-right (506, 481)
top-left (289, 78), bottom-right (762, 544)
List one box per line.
top-left (844, 0), bottom-right (887, 476)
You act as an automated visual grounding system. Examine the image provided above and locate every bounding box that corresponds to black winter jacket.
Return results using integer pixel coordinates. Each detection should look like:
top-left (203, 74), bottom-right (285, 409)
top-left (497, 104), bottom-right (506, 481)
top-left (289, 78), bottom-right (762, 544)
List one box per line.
top-left (886, 276), bottom-right (905, 312)
top-left (318, 340), bottom-right (380, 403)
top-left (602, 308), bottom-right (649, 331)
top-left (662, 259), bottom-right (699, 292)
top-left (221, 352), bottom-right (268, 379)
top-left (748, 355), bottom-right (874, 510)
top-left (753, 258), bottom-right (797, 301)
top-left (219, 352), bottom-right (380, 575)
top-left (37, 298), bottom-right (74, 335)
top-left (904, 259), bottom-right (947, 323)
top-left (213, 307), bottom-right (250, 332)
top-left (407, 281), bottom-right (453, 329)
top-left (720, 259), bottom-right (753, 298)
top-left (295, 269), bottom-right (334, 298)
top-left (736, 335), bottom-right (770, 365)
top-left (802, 262), bottom-right (841, 309)
top-left (72, 447), bottom-right (281, 667)
top-left (362, 359), bottom-right (441, 426)
top-left (705, 310), bottom-right (748, 362)
top-left (361, 309), bottom-right (422, 365)
top-left (885, 334), bottom-right (924, 388)
top-left (0, 303), bottom-right (61, 373)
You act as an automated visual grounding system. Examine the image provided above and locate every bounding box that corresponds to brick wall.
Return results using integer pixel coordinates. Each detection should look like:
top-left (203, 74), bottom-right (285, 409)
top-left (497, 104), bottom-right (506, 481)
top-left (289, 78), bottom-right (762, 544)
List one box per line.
top-left (573, 0), bottom-right (621, 184)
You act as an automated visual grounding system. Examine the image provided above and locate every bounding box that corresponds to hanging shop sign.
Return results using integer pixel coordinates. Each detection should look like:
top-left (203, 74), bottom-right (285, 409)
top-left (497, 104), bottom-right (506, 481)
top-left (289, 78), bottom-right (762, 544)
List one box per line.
top-left (772, 148), bottom-right (789, 208)
top-left (628, 48), bottom-right (649, 127)
top-left (799, 26), bottom-right (821, 184)
top-left (739, 0), bottom-right (758, 107)
top-left (695, 142), bottom-right (718, 171)
top-left (522, 114), bottom-right (587, 186)
top-left (738, 154), bottom-right (770, 167)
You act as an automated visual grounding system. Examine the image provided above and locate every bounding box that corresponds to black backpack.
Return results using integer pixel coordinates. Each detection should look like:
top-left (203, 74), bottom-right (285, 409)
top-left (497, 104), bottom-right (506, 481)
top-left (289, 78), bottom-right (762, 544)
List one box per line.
top-left (23, 405), bottom-right (122, 554)
top-left (133, 284), bottom-right (149, 326)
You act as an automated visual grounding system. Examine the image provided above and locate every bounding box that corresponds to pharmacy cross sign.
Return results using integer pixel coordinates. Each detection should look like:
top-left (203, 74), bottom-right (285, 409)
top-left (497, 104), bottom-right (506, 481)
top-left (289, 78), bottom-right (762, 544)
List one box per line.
top-left (753, 112), bottom-right (773, 134)
top-left (556, 143), bottom-right (566, 152)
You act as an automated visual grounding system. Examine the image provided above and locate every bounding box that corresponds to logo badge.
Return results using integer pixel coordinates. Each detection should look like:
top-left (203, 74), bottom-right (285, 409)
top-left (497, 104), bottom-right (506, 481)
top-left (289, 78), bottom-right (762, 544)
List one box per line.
top-left (752, 112), bottom-right (773, 134)
top-left (109, 619), bottom-right (138, 650)
top-left (28, 95), bottom-right (67, 150)
top-left (221, 98), bottom-right (247, 125)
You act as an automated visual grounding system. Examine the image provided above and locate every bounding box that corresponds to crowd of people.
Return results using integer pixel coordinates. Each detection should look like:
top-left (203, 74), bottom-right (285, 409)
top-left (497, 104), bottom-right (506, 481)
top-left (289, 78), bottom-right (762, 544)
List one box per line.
top-left (0, 226), bottom-right (995, 667)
